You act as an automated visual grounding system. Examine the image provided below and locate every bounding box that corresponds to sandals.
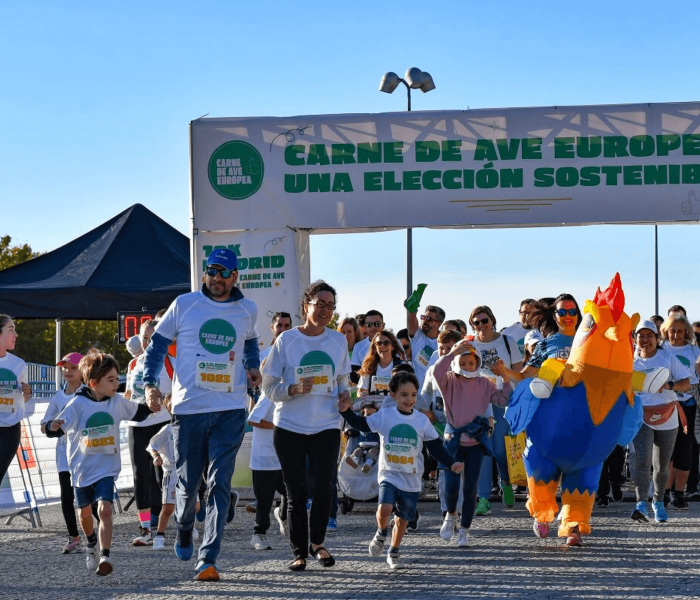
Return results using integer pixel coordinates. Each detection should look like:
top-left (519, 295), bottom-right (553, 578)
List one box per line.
top-left (288, 558), bottom-right (306, 571)
top-left (309, 544), bottom-right (335, 568)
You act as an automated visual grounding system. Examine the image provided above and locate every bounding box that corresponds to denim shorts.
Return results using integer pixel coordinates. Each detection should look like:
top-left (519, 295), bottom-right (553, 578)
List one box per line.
top-left (74, 476), bottom-right (115, 508)
top-left (378, 481), bottom-right (419, 521)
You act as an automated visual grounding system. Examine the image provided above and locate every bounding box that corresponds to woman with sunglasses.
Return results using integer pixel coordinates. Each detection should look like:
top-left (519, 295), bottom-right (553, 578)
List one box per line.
top-left (659, 313), bottom-right (700, 510)
top-left (358, 331), bottom-right (405, 397)
top-left (262, 281), bottom-right (351, 572)
top-left (466, 306), bottom-right (522, 511)
top-left (493, 294), bottom-right (582, 383)
top-left (0, 315), bottom-right (32, 485)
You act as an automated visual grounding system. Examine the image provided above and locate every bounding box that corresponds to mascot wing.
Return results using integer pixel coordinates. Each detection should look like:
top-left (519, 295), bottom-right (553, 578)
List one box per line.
top-left (505, 378), bottom-right (540, 435)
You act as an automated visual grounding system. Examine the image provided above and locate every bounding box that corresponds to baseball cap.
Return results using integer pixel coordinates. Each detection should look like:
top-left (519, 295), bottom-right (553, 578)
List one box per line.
top-left (524, 330), bottom-right (544, 347)
top-left (126, 335), bottom-right (144, 357)
top-left (206, 248), bottom-right (238, 271)
top-left (636, 319), bottom-right (658, 335)
top-left (57, 352), bottom-right (83, 367)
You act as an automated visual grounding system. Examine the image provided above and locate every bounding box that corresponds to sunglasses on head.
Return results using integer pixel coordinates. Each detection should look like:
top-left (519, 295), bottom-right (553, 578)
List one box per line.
top-left (556, 308), bottom-right (577, 317)
top-left (472, 318), bottom-right (489, 326)
top-left (206, 267), bottom-right (233, 278)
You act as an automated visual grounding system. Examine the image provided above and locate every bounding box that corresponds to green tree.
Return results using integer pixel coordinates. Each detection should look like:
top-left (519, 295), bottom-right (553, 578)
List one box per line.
top-left (1, 235), bottom-right (131, 370)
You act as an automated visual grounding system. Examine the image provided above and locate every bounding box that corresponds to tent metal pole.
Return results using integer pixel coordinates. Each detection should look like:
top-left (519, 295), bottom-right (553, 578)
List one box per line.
top-left (55, 319), bottom-right (62, 391)
top-left (654, 225), bottom-right (659, 315)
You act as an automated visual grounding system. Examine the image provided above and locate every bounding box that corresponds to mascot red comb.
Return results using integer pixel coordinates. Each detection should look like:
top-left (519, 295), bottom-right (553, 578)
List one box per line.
top-left (506, 274), bottom-right (646, 546)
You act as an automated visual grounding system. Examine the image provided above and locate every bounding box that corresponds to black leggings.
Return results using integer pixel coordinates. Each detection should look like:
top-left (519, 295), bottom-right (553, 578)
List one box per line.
top-left (671, 404), bottom-right (697, 472)
top-left (273, 427), bottom-right (340, 559)
top-left (128, 423), bottom-right (164, 513)
top-left (0, 423), bottom-right (21, 484)
top-left (58, 470), bottom-right (80, 537)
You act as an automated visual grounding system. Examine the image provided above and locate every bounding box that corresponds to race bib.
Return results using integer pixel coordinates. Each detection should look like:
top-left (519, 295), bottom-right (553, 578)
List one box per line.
top-left (295, 364), bottom-right (333, 394)
top-left (83, 423), bottom-right (118, 455)
top-left (196, 360), bottom-right (235, 392)
top-left (371, 376), bottom-right (391, 394)
top-left (384, 424), bottom-right (420, 473)
top-left (0, 387), bottom-right (19, 414)
top-left (417, 345), bottom-right (434, 368)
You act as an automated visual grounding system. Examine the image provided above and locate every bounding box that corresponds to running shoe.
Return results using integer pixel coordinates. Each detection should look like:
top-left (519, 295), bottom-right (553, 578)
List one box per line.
top-left (274, 506), bottom-right (288, 537)
top-left (387, 549), bottom-right (403, 570)
top-left (86, 544), bottom-right (98, 571)
top-left (565, 525), bottom-right (582, 547)
top-left (532, 520), bottom-right (550, 539)
top-left (245, 500), bottom-right (257, 513)
top-left (61, 536), bottom-right (82, 554)
top-left (407, 511), bottom-right (420, 531)
top-left (368, 531), bottom-right (386, 557)
top-left (194, 562), bottom-right (220, 582)
top-left (326, 517), bottom-right (338, 531)
top-left (475, 497), bottom-right (491, 516)
top-left (174, 528), bottom-right (194, 561)
top-left (439, 513), bottom-right (458, 541)
top-left (132, 526), bottom-right (152, 547)
top-left (153, 535), bottom-right (166, 551)
top-left (596, 495), bottom-right (610, 508)
top-left (652, 501), bottom-right (668, 523)
top-left (250, 534), bottom-right (271, 550)
top-left (501, 484), bottom-right (515, 508)
top-left (226, 491), bottom-right (239, 523)
top-left (96, 556), bottom-right (113, 576)
top-left (456, 528), bottom-right (470, 547)
top-left (672, 494), bottom-right (689, 511)
top-left (631, 501), bottom-right (649, 522)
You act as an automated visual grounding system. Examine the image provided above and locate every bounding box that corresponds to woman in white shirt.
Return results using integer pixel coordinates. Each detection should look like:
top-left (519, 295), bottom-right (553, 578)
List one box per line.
top-left (262, 281), bottom-right (351, 571)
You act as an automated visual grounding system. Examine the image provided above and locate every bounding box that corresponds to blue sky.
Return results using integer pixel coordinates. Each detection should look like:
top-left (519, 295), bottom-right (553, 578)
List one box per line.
top-left (2, 1), bottom-right (699, 332)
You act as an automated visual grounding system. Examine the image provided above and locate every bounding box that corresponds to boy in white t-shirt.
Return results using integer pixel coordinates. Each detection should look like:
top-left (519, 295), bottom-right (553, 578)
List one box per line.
top-left (46, 351), bottom-right (160, 576)
top-left (339, 372), bottom-right (463, 569)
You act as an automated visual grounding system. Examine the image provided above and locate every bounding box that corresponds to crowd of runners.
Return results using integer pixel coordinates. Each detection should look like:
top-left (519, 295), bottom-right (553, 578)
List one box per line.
top-left (1, 247), bottom-right (699, 580)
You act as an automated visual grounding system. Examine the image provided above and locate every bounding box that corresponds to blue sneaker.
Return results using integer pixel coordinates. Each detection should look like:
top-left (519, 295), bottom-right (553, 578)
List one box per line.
top-left (174, 528), bottom-right (194, 561)
top-left (652, 501), bottom-right (668, 523)
top-left (194, 561), bottom-right (220, 581)
top-left (326, 517), bottom-right (338, 531)
top-left (631, 501), bottom-right (649, 523)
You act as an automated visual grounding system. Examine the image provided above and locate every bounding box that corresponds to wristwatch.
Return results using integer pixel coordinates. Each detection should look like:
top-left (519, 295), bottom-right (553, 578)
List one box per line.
top-left (668, 381), bottom-right (675, 391)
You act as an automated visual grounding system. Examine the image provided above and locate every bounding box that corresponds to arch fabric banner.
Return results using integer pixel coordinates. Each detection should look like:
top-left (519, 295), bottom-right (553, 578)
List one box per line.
top-left (190, 101), bottom-right (700, 233)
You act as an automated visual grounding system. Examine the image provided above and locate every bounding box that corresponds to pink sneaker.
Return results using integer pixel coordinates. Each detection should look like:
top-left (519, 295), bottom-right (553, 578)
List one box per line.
top-left (532, 520), bottom-right (550, 539)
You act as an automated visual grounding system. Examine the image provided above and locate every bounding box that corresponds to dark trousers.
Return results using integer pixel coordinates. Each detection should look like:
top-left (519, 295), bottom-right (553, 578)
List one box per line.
top-left (597, 444), bottom-right (625, 498)
top-left (128, 424), bottom-right (164, 514)
top-left (252, 469), bottom-right (287, 534)
top-left (59, 470), bottom-right (80, 537)
top-left (0, 422), bottom-right (21, 484)
top-left (273, 427), bottom-right (340, 559)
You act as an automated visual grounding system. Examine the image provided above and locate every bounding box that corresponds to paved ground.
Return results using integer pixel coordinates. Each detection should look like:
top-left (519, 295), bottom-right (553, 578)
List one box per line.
top-left (2, 495), bottom-right (700, 600)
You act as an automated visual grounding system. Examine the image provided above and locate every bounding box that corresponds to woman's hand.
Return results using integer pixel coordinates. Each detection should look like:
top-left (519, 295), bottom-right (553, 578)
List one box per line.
top-left (338, 394), bottom-right (353, 413)
top-left (491, 359), bottom-right (507, 377)
top-left (49, 419), bottom-right (65, 432)
top-left (450, 462), bottom-right (464, 474)
top-left (289, 377), bottom-right (314, 397)
top-left (21, 382), bottom-right (32, 401)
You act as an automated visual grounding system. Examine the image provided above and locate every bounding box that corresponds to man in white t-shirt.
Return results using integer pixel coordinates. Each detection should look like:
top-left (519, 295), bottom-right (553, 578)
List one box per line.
top-left (351, 310), bottom-right (385, 369)
top-left (500, 298), bottom-right (536, 357)
top-left (143, 248), bottom-right (261, 582)
top-left (408, 303), bottom-right (445, 387)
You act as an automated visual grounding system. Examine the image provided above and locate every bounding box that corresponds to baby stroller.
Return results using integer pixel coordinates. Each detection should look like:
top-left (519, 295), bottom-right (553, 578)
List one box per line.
top-left (337, 396), bottom-right (382, 514)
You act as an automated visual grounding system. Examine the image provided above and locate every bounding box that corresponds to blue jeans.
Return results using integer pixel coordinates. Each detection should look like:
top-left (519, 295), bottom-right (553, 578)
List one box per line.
top-left (378, 481), bottom-right (419, 521)
top-left (172, 409), bottom-right (246, 565)
top-left (74, 476), bottom-right (115, 508)
top-left (441, 445), bottom-right (485, 529)
top-left (478, 406), bottom-right (511, 497)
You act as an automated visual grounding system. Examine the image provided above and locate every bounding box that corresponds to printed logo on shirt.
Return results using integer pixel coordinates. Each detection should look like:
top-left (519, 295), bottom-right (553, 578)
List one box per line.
top-left (480, 348), bottom-right (500, 370)
top-left (386, 424), bottom-right (419, 453)
top-left (300, 351), bottom-right (336, 375)
top-left (0, 368), bottom-right (19, 413)
top-left (675, 354), bottom-right (691, 368)
top-left (199, 319), bottom-right (237, 354)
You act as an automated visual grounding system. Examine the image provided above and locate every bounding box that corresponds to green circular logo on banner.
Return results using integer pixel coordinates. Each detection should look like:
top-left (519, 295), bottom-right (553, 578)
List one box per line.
top-left (199, 319), bottom-right (237, 354)
top-left (208, 141), bottom-right (264, 200)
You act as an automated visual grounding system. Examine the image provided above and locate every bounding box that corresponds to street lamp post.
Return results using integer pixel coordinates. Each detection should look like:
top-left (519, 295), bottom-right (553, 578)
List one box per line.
top-left (379, 68), bottom-right (436, 302)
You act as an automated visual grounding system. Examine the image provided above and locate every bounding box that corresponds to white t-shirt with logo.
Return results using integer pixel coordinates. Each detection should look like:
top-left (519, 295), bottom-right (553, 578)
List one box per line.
top-left (263, 327), bottom-right (351, 435)
top-left (472, 334), bottom-right (522, 391)
top-left (147, 423), bottom-right (176, 471)
top-left (501, 322), bottom-right (530, 357)
top-left (634, 351), bottom-right (692, 431)
top-left (248, 396), bottom-right (280, 471)
top-left (0, 352), bottom-right (28, 427)
top-left (351, 338), bottom-right (371, 368)
top-left (42, 389), bottom-right (75, 472)
top-left (661, 343), bottom-right (699, 402)
top-left (154, 290), bottom-right (259, 415)
top-left (126, 354), bottom-right (172, 427)
top-left (57, 393), bottom-right (138, 487)
top-left (410, 330), bottom-right (438, 387)
top-left (366, 406), bottom-right (438, 493)
top-left (359, 362), bottom-right (394, 394)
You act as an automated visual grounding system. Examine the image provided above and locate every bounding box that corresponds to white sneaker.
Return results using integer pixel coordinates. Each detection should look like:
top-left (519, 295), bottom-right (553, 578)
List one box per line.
top-left (96, 555), bottom-right (113, 576)
top-left (132, 527), bottom-right (152, 546)
top-left (439, 513), bottom-right (458, 541)
top-left (153, 535), bottom-right (166, 551)
top-left (368, 532), bottom-right (386, 557)
top-left (250, 533), bottom-right (271, 550)
top-left (387, 550), bottom-right (403, 570)
top-left (456, 528), bottom-right (470, 547)
top-left (86, 545), bottom-right (98, 571)
top-left (274, 506), bottom-right (288, 537)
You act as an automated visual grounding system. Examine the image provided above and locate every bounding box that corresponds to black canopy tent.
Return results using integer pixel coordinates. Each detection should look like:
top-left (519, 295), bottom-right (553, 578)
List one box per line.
top-left (0, 203), bottom-right (191, 376)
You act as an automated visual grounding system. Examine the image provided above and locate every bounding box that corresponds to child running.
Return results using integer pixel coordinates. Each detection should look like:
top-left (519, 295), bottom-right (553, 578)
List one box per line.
top-left (433, 340), bottom-right (512, 546)
top-left (339, 371), bottom-right (463, 569)
top-left (45, 350), bottom-right (160, 576)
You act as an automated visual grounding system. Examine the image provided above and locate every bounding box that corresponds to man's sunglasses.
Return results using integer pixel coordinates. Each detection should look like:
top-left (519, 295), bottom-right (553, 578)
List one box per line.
top-left (206, 267), bottom-right (234, 278)
top-left (420, 315), bottom-right (440, 323)
top-left (556, 308), bottom-right (578, 317)
top-left (472, 318), bottom-right (489, 326)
